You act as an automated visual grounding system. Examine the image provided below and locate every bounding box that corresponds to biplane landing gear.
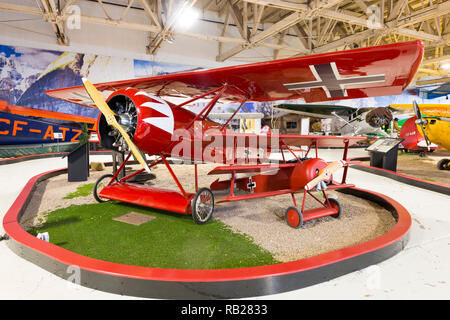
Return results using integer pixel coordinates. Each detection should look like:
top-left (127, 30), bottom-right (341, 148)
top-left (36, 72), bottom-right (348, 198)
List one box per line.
top-left (93, 174), bottom-right (116, 203)
top-left (285, 207), bottom-right (303, 229)
top-left (328, 198), bottom-right (342, 218)
top-left (285, 192), bottom-right (342, 228)
top-left (192, 188), bottom-right (215, 225)
top-left (437, 158), bottom-right (450, 170)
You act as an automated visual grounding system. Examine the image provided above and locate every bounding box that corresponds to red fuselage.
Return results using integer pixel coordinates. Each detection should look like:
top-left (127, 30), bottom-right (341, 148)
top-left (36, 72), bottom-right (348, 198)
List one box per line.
top-left (98, 88), bottom-right (275, 164)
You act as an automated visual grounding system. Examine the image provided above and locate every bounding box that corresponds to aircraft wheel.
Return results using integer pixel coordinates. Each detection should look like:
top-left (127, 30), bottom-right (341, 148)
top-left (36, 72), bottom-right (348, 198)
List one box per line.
top-left (285, 206), bottom-right (303, 229)
top-left (437, 159), bottom-right (450, 170)
top-left (192, 188), bottom-right (214, 225)
top-left (93, 174), bottom-right (115, 203)
top-left (328, 198), bottom-right (342, 218)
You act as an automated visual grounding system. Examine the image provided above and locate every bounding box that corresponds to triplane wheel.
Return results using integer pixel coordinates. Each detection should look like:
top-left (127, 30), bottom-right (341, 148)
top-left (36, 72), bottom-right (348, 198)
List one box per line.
top-left (437, 158), bottom-right (450, 170)
top-left (328, 198), bottom-right (342, 218)
top-left (93, 174), bottom-right (115, 203)
top-left (285, 206), bottom-right (303, 229)
top-left (192, 187), bottom-right (214, 225)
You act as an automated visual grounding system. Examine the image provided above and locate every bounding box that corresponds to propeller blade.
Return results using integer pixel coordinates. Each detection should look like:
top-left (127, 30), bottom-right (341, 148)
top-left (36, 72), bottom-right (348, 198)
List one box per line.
top-left (418, 125), bottom-right (431, 151)
top-left (82, 78), bottom-right (151, 173)
top-left (304, 160), bottom-right (346, 191)
top-left (412, 101), bottom-right (431, 151)
top-left (413, 100), bottom-right (422, 120)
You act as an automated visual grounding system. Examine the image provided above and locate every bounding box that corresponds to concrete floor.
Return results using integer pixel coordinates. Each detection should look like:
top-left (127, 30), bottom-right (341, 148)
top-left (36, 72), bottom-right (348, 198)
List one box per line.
top-left (0, 150), bottom-right (449, 299)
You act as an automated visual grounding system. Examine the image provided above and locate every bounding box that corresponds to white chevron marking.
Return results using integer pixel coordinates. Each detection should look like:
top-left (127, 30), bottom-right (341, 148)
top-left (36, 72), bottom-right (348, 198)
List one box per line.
top-left (136, 91), bottom-right (174, 135)
top-left (143, 117), bottom-right (174, 135)
top-left (141, 102), bottom-right (172, 117)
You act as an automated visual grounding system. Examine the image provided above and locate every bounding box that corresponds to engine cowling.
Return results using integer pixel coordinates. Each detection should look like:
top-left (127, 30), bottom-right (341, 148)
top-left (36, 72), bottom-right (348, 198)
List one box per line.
top-left (365, 107), bottom-right (393, 128)
top-left (97, 88), bottom-right (175, 156)
top-left (290, 158), bottom-right (329, 190)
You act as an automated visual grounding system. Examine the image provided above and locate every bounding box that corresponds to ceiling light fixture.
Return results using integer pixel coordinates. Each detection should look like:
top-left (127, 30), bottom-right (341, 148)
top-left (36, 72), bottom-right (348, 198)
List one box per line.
top-left (176, 7), bottom-right (199, 29)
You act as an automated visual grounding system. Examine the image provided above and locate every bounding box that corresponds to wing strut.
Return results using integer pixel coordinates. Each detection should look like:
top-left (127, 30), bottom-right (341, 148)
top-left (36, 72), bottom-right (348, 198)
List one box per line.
top-left (220, 98), bottom-right (248, 131)
top-left (185, 85), bottom-right (228, 130)
top-left (174, 85), bottom-right (228, 110)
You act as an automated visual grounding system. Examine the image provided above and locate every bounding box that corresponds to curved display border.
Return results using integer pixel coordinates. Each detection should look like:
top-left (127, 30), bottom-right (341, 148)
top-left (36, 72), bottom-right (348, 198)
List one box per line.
top-left (0, 151), bottom-right (112, 166)
top-left (3, 167), bottom-right (411, 299)
top-left (351, 163), bottom-right (450, 196)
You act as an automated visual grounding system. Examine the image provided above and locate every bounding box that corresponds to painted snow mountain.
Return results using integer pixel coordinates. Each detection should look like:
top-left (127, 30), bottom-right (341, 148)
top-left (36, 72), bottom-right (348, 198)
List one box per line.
top-left (0, 44), bottom-right (197, 119)
top-left (0, 51), bottom-right (39, 105)
top-left (16, 52), bottom-right (137, 118)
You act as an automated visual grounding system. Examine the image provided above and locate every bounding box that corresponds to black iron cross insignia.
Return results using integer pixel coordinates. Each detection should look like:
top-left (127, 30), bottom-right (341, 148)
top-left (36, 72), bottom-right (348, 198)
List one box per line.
top-left (283, 62), bottom-right (385, 98)
top-left (247, 177), bottom-right (256, 193)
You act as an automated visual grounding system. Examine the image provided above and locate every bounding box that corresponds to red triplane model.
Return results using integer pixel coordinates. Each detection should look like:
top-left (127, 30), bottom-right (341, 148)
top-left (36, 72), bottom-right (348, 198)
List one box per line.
top-left (46, 41), bottom-right (423, 228)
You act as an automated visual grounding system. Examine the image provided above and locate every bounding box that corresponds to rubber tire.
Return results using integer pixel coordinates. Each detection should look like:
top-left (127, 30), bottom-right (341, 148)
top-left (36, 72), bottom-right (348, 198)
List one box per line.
top-left (93, 174), bottom-right (115, 203)
top-left (192, 188), bottom-right (214, 225)
top-left (328, 198), bottom-right (342, 219)
top-left (285, 206), bottom-right (303, 229)
top-left (437, 159), bottom-right (450, 170)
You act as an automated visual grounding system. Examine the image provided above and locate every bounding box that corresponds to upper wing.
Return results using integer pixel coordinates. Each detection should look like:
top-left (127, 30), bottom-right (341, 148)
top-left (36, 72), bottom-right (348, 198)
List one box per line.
top-left (46, 41), bottom-right (423, 106)
top-left (390, 104), bottom-right (450, 118)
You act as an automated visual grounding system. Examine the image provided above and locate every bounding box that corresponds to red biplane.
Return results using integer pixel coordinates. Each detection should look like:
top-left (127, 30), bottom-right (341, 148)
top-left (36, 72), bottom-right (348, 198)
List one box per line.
top-left (46, 41), bottom-right (423, 228)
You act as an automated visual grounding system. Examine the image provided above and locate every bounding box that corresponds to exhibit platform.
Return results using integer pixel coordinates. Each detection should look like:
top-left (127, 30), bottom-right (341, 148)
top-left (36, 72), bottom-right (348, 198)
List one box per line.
top-left (3, 166), bottom-right (411, 299)
top-left (0, 151), bottom-right (449, 299)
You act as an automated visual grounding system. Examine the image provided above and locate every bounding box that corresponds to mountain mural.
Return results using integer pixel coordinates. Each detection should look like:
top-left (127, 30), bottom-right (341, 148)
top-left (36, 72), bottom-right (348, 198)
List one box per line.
top-left (16, 53), bottom-right (90, 116)
top-left (0, 51), bottom-right (40, 104)
top-left (0, 44), bottom-right (196, 119)
top-left (4, 42), bottom-right (443, 122)
top-left (14, 51), bottom-right (139, 118)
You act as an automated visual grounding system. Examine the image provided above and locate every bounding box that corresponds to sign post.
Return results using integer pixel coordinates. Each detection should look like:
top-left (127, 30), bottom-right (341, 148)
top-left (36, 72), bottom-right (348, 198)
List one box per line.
top-left (53, 132), bottom-right (63, 152)
top-left (366, 138), bottom-right (403, 172)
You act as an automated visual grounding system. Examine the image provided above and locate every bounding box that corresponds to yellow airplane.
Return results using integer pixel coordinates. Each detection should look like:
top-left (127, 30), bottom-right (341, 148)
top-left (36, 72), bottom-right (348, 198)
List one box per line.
top-left (391, 102), bottom-right (450, 170)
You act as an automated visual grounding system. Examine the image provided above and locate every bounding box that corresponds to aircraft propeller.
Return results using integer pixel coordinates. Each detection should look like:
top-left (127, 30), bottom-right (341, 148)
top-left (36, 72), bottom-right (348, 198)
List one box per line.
top-left (413, 100), bottom-right (431, 151)
top-left (81, 78), bottom-right (151, 173)
top-left (304, 160), bottom-right (346, 191)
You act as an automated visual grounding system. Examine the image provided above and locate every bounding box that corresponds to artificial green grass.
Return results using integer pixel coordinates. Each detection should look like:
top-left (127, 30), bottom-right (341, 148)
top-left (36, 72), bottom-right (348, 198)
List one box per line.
top-left (63, 183), bottom-right (95, 199)
top-left (30, 202), bottom-right (280, 269)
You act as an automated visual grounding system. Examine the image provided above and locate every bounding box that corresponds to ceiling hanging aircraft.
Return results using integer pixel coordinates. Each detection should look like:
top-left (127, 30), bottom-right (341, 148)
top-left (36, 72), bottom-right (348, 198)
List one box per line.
top-left (46, 40), bottom-right (424, 227)
top-left (406, 82), bottom-right (450, 100)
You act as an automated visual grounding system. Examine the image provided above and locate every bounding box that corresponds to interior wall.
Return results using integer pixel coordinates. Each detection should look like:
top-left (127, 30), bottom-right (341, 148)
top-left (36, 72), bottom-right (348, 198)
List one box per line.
top-left (1, 0), bottom-right (447, 110)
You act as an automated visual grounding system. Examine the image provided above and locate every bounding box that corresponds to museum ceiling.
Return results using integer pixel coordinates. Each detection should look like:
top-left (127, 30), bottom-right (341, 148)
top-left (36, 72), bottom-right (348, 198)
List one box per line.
top-left (0, 0), bottom-right (449, 85)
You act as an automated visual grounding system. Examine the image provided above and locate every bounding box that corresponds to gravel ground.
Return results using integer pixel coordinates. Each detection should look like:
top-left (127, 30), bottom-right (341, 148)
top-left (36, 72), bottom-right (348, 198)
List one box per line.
top-left (396, 150), bottom-right (450, 186)
top-left (24, 161), bottom-right (397, 262)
